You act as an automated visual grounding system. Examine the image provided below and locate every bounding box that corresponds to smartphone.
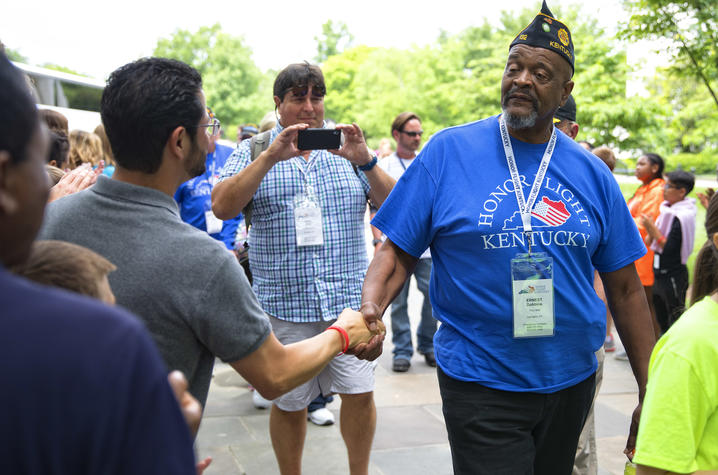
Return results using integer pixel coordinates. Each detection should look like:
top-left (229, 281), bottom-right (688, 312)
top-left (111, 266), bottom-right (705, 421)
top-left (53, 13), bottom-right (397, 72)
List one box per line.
top-left (297, 128), bottom-right (342, 150)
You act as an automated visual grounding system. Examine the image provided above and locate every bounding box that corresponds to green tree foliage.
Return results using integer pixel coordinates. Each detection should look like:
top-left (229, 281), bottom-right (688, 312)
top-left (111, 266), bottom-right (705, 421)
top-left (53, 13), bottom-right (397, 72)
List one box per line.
top-left (618, 0), bottom-right (718, 166)
top-left (41, 63), bottom-right (87, 76)
top-left (154, 24), bottom-right (271, 134)
top-left (322, 5), bottom-right (666, 153)
top-left (651, 68), bottom-right (718, 151)
top-left (141, 6), bottom-right (711, 160)
top-left (643, 67), bottom-right (718, 168)
top-left (315, 20), bottom-right (354, 63)
top-left (620, 0), bottom-right (718, 108)
top-left (567, 16), bottom-right (668, 152)
top-left (4, 47), bottom-right (27, 63)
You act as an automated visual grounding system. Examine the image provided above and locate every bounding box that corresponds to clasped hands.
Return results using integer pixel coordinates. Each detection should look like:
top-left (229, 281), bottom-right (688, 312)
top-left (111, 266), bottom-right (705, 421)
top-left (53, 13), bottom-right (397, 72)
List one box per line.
top-left (334, 302), bottom-right (386, 360)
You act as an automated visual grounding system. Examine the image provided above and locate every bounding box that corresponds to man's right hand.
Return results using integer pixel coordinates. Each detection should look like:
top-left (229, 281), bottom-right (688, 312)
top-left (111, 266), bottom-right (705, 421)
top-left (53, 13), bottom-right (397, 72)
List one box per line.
top-left (346, 302), bottom-right (385, 360)
top-left (334, 308), bottom-right (385, 351)
top-left (262, 123), bottom-right (309, 164)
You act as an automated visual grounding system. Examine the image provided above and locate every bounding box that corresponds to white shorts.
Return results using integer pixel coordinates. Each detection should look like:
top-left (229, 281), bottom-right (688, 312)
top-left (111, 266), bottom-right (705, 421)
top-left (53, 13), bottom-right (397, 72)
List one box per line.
top-left (269, 314), bottom-right (375, 412)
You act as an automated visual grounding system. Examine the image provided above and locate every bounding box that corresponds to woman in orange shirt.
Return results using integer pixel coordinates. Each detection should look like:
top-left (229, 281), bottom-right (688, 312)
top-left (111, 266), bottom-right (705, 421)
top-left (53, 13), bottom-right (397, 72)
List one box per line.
top-left (627, 153), bottom-right (666, 339)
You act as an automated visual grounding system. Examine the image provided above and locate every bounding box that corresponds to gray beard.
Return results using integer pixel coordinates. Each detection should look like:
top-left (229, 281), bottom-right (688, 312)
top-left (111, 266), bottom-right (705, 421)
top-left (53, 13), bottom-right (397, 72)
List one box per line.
top-left (502, 108), bottom-right (538, 130)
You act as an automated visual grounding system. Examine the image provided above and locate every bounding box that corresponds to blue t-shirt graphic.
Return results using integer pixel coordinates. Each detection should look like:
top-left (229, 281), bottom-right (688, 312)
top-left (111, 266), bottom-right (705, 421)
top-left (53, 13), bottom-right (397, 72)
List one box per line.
top-left (373, 115), bottom-right (645, 393)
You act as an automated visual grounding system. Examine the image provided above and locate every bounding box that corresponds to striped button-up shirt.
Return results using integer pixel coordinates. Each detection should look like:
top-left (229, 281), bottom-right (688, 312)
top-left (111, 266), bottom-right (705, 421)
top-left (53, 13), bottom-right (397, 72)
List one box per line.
top-left (218, 124), bottom-right (371, 322)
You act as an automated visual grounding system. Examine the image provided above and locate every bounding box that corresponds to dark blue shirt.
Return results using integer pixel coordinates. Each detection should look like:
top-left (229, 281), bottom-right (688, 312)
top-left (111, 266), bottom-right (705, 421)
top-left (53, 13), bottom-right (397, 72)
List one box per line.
top-left (0, 268), bottom-right (196, 474)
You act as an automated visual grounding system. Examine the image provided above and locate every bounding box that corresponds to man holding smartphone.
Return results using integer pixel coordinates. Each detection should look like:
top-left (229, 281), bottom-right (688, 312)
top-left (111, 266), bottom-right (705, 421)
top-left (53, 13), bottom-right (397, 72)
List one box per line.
top-left (212, 62), bottom-right (395, 475)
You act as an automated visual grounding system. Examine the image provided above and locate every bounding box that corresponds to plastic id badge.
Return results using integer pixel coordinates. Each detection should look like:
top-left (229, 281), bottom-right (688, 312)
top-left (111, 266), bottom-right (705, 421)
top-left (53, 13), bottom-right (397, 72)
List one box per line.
top-left (511, 252), bottom-right (555, 338)
top-left (293, 193), bottom-right (324, 247)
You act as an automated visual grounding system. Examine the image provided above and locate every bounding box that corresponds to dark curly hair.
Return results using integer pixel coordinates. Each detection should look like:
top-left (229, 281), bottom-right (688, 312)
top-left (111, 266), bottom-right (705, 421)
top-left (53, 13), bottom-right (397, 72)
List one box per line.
top-left (101, 57), bottom-right (203, 174)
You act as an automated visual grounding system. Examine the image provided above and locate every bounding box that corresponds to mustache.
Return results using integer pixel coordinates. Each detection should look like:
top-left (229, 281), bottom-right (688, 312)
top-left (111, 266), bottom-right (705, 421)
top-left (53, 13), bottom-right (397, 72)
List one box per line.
top-left (502, 88), bottom-right (538, 109)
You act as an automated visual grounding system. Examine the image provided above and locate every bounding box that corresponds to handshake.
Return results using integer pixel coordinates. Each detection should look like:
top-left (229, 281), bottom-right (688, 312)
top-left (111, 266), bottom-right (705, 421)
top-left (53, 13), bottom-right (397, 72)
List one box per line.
top-left (333, 304), bottom-right (386, 360)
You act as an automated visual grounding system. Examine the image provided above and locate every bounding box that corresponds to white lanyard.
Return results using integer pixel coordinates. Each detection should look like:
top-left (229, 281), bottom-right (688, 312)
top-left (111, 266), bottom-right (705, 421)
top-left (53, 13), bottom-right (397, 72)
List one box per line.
top-left (292, 153), bottom-right (320, 198)
top-left (499, 116), bottom-right (557, 248)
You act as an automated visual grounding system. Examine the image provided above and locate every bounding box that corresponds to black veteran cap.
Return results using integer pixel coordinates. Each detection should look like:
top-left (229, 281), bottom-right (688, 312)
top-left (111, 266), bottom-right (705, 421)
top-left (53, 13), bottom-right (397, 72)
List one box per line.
top-left (510, 1), bottom-right (574, 75)
top-left (554, 94), bottom-right (576, 122)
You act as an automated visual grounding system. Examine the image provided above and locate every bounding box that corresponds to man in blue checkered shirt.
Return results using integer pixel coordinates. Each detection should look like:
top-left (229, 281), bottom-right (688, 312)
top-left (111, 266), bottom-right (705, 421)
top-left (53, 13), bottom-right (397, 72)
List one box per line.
top-left (213, 62), bottom-right (395, 475)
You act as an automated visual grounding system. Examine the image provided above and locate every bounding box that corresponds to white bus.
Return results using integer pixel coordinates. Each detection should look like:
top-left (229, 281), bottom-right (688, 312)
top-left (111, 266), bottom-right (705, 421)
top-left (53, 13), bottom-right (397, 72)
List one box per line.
top-left (13, 62), bottom-right (104, 132)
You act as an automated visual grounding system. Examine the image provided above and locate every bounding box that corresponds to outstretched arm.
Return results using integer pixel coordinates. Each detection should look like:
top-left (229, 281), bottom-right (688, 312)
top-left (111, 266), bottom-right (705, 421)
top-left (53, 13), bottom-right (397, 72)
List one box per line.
top-left (230, 308), bottom-right (385, 400)
top-left (353, 238), bottom-right (420, 360)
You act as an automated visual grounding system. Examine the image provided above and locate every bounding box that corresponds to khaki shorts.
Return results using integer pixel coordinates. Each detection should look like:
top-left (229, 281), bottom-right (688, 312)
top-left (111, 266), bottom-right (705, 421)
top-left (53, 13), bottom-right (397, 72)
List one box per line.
top-left (268, 314), bottom-right (375, 412)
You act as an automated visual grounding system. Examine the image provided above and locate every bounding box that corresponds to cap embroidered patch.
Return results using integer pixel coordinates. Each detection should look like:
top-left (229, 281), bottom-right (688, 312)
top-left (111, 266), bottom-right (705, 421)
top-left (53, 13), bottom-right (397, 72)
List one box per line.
top-left (509, 0), bottom-right (575, 75)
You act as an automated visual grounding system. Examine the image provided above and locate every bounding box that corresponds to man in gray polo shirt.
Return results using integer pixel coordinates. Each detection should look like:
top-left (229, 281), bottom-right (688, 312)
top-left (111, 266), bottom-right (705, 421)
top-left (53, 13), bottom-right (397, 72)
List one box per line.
top-left (40, 58), bottom-right (379, 411)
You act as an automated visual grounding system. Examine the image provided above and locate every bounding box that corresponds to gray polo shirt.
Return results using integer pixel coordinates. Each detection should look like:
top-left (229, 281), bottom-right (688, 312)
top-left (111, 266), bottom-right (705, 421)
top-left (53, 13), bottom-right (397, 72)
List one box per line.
top-left (40, 176), bottom-right (271, 406)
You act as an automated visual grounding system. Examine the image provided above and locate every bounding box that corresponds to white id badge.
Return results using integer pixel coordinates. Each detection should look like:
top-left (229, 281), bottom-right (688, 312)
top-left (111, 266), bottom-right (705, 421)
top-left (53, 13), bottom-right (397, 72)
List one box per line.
top-left (511, 252), bottom-right (555, 338)
top-left (204, 210), bottom-right (223, 234)
top-left (294, 194), bottom-right (324, 246)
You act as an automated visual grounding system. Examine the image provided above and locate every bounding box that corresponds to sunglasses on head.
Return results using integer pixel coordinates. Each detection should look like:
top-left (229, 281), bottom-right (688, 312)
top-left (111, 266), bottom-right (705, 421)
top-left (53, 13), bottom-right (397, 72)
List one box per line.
top-left (284, 85), bottom-right (326, 99)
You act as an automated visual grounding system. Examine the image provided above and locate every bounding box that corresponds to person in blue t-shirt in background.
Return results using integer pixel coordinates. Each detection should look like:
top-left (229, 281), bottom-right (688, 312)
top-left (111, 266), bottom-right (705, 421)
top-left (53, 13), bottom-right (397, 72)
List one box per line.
top-left (175, 107), bottom-right (242, 251)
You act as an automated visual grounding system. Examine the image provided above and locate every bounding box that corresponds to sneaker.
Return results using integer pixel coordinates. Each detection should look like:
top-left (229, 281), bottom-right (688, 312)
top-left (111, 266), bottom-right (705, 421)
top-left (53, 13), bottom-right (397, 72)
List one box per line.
top-left (308, 407), bottom-right (335, 426)
top-left (615, 349), bottom-right (628, 361)
top-left (392, 358), bottom-right (411, 372)
top-left (604, 335), bottom-right (616, 353)
top-left (252, 390), bottom-right (272, 409)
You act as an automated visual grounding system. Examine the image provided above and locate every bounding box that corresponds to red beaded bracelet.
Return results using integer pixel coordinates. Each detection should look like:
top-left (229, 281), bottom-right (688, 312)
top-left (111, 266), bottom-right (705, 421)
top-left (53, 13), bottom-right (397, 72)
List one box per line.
top-left (326, 325), bottom-right (349, 355)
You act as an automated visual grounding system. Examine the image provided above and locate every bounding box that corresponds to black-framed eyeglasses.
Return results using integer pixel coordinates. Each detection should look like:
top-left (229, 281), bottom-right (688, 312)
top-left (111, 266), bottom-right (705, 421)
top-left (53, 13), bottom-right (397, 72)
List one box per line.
top-left (190, 118), bottom-right (221, 137)
top-left (400, 130), bottom-right (423, 137)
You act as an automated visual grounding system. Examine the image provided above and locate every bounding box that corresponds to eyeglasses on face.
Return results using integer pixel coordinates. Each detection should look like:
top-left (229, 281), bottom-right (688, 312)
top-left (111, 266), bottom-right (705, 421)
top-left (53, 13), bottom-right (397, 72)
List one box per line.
top-left (190, 118), bottom-right (221, 137)
top-left (400, 130), bottom-right (423, 137)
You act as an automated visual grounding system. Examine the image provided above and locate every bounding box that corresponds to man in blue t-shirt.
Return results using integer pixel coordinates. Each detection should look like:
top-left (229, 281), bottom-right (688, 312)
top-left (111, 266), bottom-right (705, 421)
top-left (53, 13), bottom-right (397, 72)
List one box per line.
top-left (175, 110), bottom-right (242, 250)
top-left (356, 3), bottom-right (656, 474)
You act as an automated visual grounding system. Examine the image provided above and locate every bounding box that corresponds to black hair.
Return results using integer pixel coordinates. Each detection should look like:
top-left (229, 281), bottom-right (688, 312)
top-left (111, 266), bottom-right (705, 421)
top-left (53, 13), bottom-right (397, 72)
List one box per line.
top-left (0, 52), bottom-right (39, 164)
top-left (665, 170), bottom-right (695, 195)
top-left (47, 131), bottom-right (69, 168)
top-left (643, 153), bottom-right (665, 179)
top-left (273, 62), bottom-right (326, 101)
top-left (100, 57), bottom-right (203, 174)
